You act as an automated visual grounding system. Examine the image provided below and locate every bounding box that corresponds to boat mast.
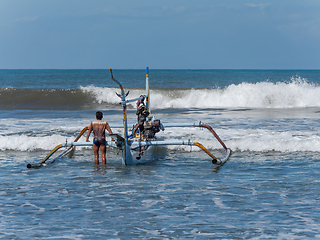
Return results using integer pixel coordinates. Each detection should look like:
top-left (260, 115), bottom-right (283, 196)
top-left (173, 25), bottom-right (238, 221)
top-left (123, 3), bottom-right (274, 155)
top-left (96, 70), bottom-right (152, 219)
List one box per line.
top-left (110, 69), bottom-right (129, 165)
top-left (145, 67), bottom-right (150, 115)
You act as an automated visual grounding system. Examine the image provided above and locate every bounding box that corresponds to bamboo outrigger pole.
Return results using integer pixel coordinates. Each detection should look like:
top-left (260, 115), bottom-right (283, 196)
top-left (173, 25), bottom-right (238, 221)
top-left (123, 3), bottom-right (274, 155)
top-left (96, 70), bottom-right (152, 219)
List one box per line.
top-left (27, 126), bottom-right (89, 168)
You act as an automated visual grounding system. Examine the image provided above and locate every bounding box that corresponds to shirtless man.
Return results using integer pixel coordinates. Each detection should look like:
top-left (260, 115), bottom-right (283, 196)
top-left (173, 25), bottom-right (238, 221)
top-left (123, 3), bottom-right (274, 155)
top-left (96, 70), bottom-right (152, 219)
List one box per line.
top-left (86, 111), bottom-right (113, 165)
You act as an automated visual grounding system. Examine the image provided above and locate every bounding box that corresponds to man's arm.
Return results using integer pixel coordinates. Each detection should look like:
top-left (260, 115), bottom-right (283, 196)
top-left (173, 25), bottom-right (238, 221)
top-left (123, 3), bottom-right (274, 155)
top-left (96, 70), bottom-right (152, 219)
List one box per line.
top-left (106, 122), bottom-right (115, 141)
top-left (106, 122), bottom-right (113, 135)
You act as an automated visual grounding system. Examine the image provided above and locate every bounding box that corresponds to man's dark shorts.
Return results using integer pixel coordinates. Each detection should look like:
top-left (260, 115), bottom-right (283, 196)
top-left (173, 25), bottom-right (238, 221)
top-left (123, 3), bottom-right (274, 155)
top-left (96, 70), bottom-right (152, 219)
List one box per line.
top-left (93, 138), bottom-right (106, 147)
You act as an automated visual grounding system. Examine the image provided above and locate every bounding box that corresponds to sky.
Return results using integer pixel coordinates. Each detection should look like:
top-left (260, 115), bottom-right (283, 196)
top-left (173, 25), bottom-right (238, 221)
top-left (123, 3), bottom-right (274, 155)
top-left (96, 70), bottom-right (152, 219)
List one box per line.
top-left (0, 0), bottom-right (320, 69)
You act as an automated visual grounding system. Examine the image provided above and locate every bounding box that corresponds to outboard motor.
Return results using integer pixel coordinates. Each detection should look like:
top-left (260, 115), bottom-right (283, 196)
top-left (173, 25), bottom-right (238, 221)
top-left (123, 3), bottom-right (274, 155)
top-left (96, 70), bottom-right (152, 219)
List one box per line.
top-left (143, 119), bottom-right (161, 139)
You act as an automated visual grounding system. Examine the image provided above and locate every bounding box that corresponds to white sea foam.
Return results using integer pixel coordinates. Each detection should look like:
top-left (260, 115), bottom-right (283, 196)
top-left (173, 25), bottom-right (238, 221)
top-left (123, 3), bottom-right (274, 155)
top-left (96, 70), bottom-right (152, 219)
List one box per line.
top-left (0, 134), bottom-right (76, 151)
top-left (81, 78), bottom-right (320, 109)
top-left (1, 120), bottom-right (319, 153)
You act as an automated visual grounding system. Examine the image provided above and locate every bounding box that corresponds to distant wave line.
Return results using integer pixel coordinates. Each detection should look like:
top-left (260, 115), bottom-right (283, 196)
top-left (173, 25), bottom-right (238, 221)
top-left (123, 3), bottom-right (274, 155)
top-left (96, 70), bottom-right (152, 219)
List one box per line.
top-left (1, 78), bottom-right (320, 110)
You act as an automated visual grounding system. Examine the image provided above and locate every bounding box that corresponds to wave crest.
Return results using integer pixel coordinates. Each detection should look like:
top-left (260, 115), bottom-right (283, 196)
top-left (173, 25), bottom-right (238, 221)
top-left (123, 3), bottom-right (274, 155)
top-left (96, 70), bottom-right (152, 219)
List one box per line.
top-left (82, 78), bottom-right (320, 109)
top-left (1, 78), bottom-right (319, 110)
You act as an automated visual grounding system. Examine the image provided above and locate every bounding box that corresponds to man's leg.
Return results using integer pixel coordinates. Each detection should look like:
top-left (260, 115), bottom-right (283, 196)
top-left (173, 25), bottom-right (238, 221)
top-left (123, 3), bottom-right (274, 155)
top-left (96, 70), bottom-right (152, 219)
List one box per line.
top-left (133, 124), bottom-right (139, 136)
top-left (100, 145), bottom-right (107, 164)
top-left (93, 144), bottom-right (99, 164)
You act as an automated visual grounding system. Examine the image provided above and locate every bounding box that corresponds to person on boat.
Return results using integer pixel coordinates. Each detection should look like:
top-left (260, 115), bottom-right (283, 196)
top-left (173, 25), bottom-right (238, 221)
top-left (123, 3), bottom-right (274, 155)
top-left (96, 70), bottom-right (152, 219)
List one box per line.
top-left (133, 96), bottom-right (149, 137)
top-left (86, 111), bottom-right (113, 165)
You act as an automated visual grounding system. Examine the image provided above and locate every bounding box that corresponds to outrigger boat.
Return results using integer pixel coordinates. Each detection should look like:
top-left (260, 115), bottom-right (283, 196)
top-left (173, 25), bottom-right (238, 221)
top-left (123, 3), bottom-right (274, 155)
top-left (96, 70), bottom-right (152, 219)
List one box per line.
top-left (27, 68), bottom-right (231, 168)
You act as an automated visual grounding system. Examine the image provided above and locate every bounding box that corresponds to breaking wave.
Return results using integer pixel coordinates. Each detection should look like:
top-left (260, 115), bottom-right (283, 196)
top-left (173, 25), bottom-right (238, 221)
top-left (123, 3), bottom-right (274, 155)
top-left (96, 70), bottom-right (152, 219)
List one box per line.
top-left (1, 78), bottom-right (320, 110)
top-left (82, 77), bottom-right (320, 109)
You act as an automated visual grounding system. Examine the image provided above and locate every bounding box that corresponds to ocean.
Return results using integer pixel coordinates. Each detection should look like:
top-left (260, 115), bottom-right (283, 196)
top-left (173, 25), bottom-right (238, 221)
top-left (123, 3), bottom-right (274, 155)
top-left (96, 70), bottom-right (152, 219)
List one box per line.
top-left (0, 69), bottom-right (320, 239)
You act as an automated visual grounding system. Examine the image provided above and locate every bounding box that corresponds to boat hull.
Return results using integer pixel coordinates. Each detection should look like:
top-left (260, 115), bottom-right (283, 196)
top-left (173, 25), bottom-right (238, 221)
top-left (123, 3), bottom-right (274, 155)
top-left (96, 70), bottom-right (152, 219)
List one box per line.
top-left (127, 145), bottom-right (155, 165)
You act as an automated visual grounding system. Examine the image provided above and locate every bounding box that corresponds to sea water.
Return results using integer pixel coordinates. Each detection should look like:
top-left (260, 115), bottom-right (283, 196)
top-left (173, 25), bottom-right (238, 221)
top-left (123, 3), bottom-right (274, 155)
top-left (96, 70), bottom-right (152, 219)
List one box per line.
top-left (0, 69), bottom-right (320, 239)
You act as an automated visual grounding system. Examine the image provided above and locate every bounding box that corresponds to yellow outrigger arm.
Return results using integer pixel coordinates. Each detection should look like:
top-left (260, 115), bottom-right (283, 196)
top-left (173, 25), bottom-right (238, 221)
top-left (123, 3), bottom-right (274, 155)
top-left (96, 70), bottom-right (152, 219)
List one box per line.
top-left (193, 142), bottom-right (231, 164)
top-left (193, 142), bottom-right (217, 159)
top-left (27, 126), bottom-right (89, 168)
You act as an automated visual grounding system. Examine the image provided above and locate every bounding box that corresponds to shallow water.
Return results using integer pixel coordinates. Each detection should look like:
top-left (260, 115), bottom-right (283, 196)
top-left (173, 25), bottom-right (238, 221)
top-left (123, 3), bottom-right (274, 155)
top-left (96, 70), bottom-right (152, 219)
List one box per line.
top-left (1, 150), bottom-right (320, 239)
top-left (1, 69), bottom-right (320, 239)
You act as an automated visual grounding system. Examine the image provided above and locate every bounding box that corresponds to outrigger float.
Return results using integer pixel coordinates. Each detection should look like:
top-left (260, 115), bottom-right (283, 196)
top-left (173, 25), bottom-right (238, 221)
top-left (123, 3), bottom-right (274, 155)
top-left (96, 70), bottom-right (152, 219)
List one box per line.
top-left (27, 68), bottom-right (231, 168)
